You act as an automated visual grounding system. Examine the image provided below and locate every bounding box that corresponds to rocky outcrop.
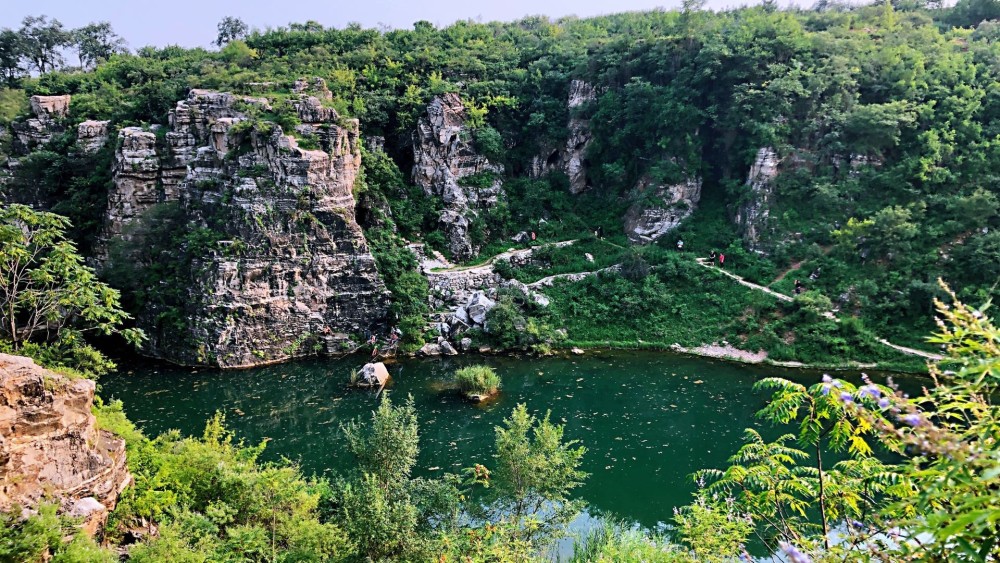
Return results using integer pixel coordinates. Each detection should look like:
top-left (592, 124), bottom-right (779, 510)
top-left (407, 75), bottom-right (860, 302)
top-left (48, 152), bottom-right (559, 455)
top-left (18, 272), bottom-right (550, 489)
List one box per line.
top-left (531, 79), bottom-right (597, 195)
top-left (76, 120), bottom-right (110, 153)
top-left (624, 174), bottom-right (702, 244)
top-left (102, 127), bottom-right (164, 245)
top-left (11, 95), bottom-right (70, 152)
top-left (100, 88), bottom-right (390, 368)
top-left (356, 362), bottom-right (389, 387)
top-left (412, 93), bottom-right (504, 261)
top-left (734, 147), bottom-right (780, 250)
top-left (0, 354), bottom-right (131, 537)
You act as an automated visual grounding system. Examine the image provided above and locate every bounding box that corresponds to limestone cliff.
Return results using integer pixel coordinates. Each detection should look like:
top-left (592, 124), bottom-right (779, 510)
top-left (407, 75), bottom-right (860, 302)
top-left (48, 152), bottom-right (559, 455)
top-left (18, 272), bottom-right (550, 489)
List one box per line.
top-left (11, 95), bottom-right (70, 153)
top-left (531, 79), bottom-right (596, 195)
top-left (0, 354), bottom-right (131, 537)
top-left (624, 174), bottom-right (702, 244)
top-left (412, 93), bottom-right (504, 261)
top-left (734, 147), bottom-right (780, 250)
top-left (103, 88), bottom-right (390, 368)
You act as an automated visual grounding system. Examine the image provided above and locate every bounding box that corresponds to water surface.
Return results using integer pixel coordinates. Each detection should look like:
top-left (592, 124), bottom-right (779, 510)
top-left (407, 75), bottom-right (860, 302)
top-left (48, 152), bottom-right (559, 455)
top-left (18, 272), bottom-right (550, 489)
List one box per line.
top-left (102, 351), bottom-right (917, 530)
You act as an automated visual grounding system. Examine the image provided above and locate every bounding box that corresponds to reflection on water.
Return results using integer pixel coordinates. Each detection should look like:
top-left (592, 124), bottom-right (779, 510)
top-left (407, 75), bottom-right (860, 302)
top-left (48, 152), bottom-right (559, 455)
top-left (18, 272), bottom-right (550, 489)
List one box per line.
top-left (103, 351), bottom-right (922, 532)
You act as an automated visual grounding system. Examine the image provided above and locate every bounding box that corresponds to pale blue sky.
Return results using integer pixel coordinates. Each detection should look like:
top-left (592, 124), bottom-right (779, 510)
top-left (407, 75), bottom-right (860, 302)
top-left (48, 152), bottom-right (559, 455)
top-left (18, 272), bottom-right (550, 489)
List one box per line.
top-left (1, 0), bottom-right (784, 49)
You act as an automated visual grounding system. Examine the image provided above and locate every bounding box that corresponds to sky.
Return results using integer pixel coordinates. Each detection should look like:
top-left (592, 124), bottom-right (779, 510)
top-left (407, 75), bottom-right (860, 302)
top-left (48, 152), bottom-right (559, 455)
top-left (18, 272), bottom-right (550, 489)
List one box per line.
top-left (0, 0), bottom-right (781, 49)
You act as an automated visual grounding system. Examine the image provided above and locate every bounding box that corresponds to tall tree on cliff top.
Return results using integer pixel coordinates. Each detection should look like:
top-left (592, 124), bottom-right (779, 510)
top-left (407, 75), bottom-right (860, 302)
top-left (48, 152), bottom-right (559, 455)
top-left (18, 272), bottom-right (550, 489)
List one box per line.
top-left (73, 22), bottom-right (127, 68)
top-left (0, 29), bottom-right (25, 83)
top-left (18, 15), bottom-right (69, 73)
top-left (215, 16), bottom-right (249, 47)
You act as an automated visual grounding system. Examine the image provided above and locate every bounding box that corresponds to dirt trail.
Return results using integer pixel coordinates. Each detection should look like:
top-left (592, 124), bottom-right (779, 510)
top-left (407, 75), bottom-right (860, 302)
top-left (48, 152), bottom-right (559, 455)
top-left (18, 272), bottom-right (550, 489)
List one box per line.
top-left (694, 258), bottom-right (944, 361)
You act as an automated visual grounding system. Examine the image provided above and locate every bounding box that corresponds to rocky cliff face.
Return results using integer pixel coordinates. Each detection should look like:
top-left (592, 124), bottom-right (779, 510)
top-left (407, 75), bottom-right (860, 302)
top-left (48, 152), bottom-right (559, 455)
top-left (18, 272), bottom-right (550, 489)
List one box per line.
top-left (0, 354), bottom-right (131, 537)
top-left (103, 88), bottom-right (390, 368)
top-left (412, 93), bottom-right (504, 261)
top-left (76, 120), bottom-right (110, 154)
top-left (531, 79), bottom-right (596, 195)
top-left (624, 174), bottom-right (702, 244)
top-left (11, 95), bottom-right (71, 153)
top-left (734, 147), bottom-right (780, 250)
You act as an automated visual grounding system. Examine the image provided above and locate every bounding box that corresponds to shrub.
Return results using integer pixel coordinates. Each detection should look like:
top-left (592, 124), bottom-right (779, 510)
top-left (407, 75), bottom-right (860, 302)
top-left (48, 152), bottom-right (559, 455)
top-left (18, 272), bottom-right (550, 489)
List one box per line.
top-left (455, 365), bottom-right (501, 397)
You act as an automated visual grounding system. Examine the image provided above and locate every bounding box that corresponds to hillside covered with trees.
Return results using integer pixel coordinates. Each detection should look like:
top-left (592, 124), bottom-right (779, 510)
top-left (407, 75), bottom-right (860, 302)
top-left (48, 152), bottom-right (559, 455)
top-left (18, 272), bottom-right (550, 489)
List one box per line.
top-left (2, 0), bottom-right (1000, 559)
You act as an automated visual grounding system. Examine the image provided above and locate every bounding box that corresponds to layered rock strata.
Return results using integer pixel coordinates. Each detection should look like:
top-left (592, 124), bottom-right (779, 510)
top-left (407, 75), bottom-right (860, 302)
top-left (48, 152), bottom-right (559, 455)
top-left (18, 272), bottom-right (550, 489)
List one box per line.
top-left (412, 93), bottom-right (504, 261)
top-left (734, 147), bottom-right (780, 250)
top-left (625, 174), bottom-right (702, 243)
top-left (0, 354), bottom-right (131, 537)
top-left (531, 79), bottom-right (597, 195)
top-left (101, 88), bottom-right (389, 368)
top-left (11, 95), bottom-right (71, 152)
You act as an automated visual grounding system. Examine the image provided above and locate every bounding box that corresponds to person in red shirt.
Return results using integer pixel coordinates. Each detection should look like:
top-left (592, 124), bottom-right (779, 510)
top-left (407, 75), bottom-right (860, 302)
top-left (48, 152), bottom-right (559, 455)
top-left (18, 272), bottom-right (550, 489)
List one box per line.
top-left (719, 253), bottom-right (725, 267)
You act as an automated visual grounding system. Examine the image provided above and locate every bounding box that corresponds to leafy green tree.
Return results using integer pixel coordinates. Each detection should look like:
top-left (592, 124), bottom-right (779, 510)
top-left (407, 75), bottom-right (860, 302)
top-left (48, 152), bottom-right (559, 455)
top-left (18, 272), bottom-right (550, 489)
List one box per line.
top-left (0, 29), bottom-right (25, 83)
top-left (18, 15), bottom-right (70, 73)
top-left (338, 395), bottom-right (431, 560)
top-left (72, 22), bottom-right (127, 69)
top-left (486, 403), bottom-right (587, 554)
top-left (0, 204), bottom-right (142, 373)
top-left (215, 16), bottom-right (249, 48)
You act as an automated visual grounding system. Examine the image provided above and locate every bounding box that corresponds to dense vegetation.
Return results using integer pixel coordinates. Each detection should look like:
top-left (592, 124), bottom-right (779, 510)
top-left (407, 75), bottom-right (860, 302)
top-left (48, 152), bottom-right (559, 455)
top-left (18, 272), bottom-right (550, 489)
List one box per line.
top-left (2, 1), bottom-right (1000, 559)
top-left (3, 0), bottom-right (998, 364)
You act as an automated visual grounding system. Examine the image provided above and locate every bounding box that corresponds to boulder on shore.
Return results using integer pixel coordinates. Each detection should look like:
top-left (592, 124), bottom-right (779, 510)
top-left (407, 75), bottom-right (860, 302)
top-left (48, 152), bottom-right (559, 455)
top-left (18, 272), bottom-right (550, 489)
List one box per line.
top-left (419, 343), bottom-right (443, 356)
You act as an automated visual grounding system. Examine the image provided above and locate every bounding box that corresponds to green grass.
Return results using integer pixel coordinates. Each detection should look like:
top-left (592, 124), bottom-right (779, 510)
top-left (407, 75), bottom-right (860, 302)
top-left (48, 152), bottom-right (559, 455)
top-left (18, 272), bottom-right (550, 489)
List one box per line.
top-left (455, 365), bottom-right (501, 397)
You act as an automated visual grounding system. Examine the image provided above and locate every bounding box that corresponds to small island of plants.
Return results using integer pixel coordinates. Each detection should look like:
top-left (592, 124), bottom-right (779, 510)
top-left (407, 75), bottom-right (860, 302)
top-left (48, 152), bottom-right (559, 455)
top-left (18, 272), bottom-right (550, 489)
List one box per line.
top-left (455, 365), bottom-right (501, 402)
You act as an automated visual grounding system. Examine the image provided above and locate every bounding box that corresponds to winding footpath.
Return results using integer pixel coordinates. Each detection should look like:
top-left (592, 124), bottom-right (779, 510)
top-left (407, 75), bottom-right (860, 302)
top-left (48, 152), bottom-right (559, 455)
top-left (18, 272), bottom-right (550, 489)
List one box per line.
top-left (694, 258), bottom-right (944, 361)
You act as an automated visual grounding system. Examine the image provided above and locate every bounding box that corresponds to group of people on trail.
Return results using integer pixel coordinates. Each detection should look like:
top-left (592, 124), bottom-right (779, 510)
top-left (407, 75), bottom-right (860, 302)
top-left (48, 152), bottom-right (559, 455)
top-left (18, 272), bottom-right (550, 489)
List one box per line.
top-left (708, 250), bottom-right (725, 267)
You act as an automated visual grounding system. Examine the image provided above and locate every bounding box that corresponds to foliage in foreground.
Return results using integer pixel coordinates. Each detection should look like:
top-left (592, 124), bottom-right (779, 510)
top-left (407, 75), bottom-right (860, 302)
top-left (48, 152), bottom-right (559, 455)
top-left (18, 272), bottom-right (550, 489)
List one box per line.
top-left (0, 203), bottom-right (143, 376)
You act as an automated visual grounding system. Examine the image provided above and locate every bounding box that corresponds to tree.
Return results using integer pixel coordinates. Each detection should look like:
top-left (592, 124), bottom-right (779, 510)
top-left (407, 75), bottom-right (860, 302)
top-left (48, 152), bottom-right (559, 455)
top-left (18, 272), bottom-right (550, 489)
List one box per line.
top-left (72, 22), bottom-right (127, 69)
top-left (0, 204), bottom-right (142, 355)
top-left (18, 15), bottom-right (69, 73)
top-left (0, 29), bottom-right (25, 83)
top-left (215, 16), bottom-right (249, 48)
top-left (339, 395), bottom-right (426, 560)
top-left (487, 404), bottom-right (587, 553)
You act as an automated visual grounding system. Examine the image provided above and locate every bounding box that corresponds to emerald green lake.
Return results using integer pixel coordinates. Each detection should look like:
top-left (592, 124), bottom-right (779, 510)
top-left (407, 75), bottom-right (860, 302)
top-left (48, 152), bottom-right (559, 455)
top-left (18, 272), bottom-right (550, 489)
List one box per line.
top-left (102, 351), bottom-right (917, 534)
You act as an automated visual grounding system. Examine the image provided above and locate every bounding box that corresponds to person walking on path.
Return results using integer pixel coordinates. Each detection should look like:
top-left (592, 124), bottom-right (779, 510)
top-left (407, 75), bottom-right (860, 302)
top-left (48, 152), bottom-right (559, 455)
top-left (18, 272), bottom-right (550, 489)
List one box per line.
top-left (718, 253), bottom-right (725, 267)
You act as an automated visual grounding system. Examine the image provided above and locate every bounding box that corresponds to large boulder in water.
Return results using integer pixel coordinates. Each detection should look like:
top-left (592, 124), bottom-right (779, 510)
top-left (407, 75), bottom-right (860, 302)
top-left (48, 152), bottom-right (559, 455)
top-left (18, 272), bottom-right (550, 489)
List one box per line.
top-left (357, 362), bottom-right (389, 387)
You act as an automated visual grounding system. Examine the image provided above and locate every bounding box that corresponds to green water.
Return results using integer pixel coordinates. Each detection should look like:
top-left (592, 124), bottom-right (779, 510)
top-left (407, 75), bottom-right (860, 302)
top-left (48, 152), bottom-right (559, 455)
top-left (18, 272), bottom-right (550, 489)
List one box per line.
top-left (101, 351), bottom-right (915, 531)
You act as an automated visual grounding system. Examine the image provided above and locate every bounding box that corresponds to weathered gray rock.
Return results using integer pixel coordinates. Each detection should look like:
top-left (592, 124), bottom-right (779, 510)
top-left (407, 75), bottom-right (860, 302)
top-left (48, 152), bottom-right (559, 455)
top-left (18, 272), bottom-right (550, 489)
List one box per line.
top-left (734, 147), bottom-right (780, 250)
top-left (0, 354), bottom-right (131, 537)
top-left (440, 340), bottom-right (459, 355)
top-left (101, 127), bottom-right (163, 247)
top-left (412, 93), bottom-right (504, 261)
top-left (12, 95), bottom-right (70, 151)
top-left (100, 88), bottom-right (389, 368)
top-left (460, 337), bottom-right (473, 351)
top-left (531, 79), bottom-right (596, 195)
top-left (357, 362), bottom-right (390, 387)
top-left (466, 292), bottom-right (496, 325)
top-left (419, 343), bottom-right (443, 356)
top-left (76, 120), bottom-right (110, 153)
top-left (625, 174), bottom-right (702, 244)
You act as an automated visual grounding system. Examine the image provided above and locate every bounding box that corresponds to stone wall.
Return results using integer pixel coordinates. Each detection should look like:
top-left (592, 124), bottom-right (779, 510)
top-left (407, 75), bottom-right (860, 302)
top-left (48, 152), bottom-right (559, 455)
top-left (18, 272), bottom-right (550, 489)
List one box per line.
top-left (734, 147), bottom-right (780, 250)
top-left (624, 174), bottom-right (702, 244)
top-left (100, 88), bottom-right (390, 368)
